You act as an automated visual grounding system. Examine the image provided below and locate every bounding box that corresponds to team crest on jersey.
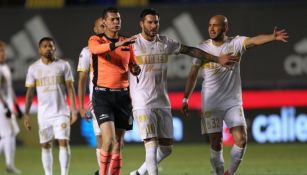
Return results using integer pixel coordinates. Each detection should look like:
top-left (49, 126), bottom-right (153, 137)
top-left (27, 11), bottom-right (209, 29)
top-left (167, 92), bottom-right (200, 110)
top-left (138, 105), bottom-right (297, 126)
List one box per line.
top-left (61, 123), bottom-right (67, 129)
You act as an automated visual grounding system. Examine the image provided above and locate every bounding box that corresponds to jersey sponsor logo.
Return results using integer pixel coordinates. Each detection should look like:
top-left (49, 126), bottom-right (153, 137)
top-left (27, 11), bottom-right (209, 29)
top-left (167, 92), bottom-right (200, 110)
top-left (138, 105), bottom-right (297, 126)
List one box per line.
top-left (284, 38), bottom-right (307, 76)
top-left (35, 75), bottom-right (65, 87)
top-left (136, 54), bottom-right (168, 65)
top-left (203, 62), bottom-right (221, 69)
top-left (202, 111), bottom-right (212, 118)
top-left (252, 107), bottom-right (307, 143)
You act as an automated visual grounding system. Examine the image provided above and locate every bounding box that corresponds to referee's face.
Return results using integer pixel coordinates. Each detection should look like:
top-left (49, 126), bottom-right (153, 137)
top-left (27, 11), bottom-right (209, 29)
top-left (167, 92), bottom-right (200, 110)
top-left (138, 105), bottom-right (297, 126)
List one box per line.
top-left (141, 14), bottom-right (159, 39)
top-left (104, 12), bottom-right (121, 33)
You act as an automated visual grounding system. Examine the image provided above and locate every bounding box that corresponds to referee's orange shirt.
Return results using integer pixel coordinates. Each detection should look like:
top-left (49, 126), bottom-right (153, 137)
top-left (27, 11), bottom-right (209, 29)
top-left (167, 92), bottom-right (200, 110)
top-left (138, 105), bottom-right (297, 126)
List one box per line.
top-left (88, 34), bottom-right (136, 88)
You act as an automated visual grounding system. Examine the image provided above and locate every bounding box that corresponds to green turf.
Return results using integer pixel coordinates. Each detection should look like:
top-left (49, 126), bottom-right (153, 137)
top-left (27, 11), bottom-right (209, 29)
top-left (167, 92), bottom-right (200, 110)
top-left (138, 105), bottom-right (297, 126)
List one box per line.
top-left (1, 143), bottom-right (306, 175)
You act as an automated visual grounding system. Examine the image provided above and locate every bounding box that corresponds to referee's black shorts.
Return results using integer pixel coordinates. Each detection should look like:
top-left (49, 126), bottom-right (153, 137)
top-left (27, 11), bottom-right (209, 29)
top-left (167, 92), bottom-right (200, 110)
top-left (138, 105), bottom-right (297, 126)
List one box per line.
top-left (92, 86), bottom-right (133, 130)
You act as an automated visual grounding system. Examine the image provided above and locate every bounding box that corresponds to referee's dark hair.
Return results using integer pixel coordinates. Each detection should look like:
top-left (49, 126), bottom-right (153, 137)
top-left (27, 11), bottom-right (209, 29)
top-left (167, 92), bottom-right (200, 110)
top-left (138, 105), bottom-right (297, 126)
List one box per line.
top-left (140, 8), bottom-right (160, 21)
top-left (102, 7), bottom-right (119, 19)
top-left (38, 37), bottom-right (55, 47)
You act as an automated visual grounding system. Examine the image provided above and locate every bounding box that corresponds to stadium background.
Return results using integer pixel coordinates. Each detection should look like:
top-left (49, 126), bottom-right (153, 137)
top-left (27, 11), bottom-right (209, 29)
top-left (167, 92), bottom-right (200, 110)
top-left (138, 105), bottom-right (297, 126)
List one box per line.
top-left (0, 0), bottom-right (307, 174)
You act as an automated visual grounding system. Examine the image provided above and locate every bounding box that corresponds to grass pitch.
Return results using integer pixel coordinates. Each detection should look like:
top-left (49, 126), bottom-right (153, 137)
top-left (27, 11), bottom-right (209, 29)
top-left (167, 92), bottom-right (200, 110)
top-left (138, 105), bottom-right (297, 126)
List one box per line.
top-left (1, 143), bottom-right (306, 175)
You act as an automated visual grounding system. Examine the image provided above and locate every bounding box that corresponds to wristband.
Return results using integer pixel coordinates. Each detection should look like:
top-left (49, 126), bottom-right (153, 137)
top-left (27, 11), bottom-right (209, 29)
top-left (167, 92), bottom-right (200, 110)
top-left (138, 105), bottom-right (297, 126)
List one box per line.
top-left (183, 98), bottom-right (189, 103)
top-left (110, 42), bottom-right (116, 51)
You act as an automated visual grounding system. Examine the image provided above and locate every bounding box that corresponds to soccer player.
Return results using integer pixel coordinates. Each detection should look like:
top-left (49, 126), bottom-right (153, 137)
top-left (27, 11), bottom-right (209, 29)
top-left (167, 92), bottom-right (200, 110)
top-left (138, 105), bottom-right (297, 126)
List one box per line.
top-left (0, 41), bottom-right (21, 174)
top-left (23, 37), bottom-right (77, 175)
top-left (129, 9), bottom-right (239, 175)
top-left (88, 7), bottom-right (140, 175)
top-left (182, 15), bottom-right (288, 175)
top-left (77, 17), bottom-right (104, 173)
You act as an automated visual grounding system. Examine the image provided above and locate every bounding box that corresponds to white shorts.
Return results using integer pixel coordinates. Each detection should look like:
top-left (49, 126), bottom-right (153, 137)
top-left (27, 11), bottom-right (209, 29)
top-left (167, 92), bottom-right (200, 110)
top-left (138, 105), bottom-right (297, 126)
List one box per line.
top-left (38, 116), bottom-right (70, 144)
top-left (201, 105), bottom-right (246, 134)
top-left (133, 108), bottom-right (173, 140)
top-left (91, 110), bottom-right (101, 136)
top-left (0, 106), bottom-right (20, 137)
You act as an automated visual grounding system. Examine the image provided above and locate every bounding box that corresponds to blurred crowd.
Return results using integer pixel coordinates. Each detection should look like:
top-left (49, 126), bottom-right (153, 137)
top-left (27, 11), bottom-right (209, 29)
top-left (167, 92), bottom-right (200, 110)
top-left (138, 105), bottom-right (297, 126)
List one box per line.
top-left (0, 0), bottom-right (306, 8)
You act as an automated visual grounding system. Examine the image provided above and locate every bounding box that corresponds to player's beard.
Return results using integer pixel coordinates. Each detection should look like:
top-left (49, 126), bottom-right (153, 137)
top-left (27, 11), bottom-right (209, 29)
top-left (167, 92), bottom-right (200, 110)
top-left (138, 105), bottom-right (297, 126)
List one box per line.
top-left (44, 51), bottom-right (54, 60)
top-left (144, 28), bottom-right (158, 39)
top-left (211, 31), bottom-right (225, 42)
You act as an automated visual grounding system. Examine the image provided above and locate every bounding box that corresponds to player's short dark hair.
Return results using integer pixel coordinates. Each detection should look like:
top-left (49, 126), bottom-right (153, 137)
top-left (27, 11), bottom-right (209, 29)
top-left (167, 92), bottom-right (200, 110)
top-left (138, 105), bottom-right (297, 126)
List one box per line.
top-left (140, 8), bottom-right (160, 20)
top-left (38, 37), bottom-right (55, 47)
top-left (102, 7), bottom-right (119, 19)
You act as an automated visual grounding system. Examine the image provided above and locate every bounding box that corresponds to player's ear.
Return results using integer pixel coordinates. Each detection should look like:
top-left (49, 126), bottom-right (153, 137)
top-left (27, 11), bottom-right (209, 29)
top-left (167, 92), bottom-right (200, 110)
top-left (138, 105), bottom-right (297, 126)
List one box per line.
top-left (139, 20), bottom-right (143, 29)
top-left (224, 23), bottom-right (229, 33)
top-left (102, 19), bottom-right (107, 27)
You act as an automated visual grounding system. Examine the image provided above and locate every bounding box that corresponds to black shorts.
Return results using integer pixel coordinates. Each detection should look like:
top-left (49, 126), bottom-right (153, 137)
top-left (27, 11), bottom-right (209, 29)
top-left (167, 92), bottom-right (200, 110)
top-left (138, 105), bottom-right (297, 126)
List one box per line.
top-left (92, 86), bottom-right (133, 130)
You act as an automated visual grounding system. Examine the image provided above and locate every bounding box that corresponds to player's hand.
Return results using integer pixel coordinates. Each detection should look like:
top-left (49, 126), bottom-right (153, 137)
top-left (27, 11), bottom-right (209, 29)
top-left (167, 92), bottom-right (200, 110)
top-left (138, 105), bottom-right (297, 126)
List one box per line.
top-left (3, 102), bottom-right (12, 118)
top-left (70, 111), bottom-right (78, 125)
top-left (182, 99), bottom-right (189, 118)
top-left (79, 107), bottom-right (87, 119)
top-left (119, 35), bottom-right (137, 46)
top-left (4, 106), bottom-right (12, 119)
top-left (273, 26), bottom-right (289, 43)
top-left (23, 114), bottom-right (31, 131)
top-left (80, 107), bottom-right (92, 122)
top-left (130, 63), bottom-right (141, 76)
top-left (217, 53), bottom-right (237, 69)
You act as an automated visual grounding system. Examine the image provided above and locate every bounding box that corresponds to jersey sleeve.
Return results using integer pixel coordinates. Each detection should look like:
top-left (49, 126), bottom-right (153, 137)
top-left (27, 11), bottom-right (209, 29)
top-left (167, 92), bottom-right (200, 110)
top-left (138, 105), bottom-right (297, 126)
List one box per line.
top-left (64, 61), bottom-right (74, 83)
top-left (234, 36), bottom-right (249, 55)
top-left (77, 47), bottom-right (91, 72)
top-left (129, 44), bottom-right (137, 65)
top-left (88, 35), bottom-right (111, 54)
top-left (192, 44), bottom-right (205, 66)
top-left (165, 36), bottom-right (181, 54)
top-left (25, 65), bottom-right (35, 88)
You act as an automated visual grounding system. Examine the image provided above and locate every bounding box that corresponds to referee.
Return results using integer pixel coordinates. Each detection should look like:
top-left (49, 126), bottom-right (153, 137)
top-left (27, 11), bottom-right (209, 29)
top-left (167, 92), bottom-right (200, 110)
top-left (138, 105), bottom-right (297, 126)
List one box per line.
top-left (88, 7), bottom-right (140, 175)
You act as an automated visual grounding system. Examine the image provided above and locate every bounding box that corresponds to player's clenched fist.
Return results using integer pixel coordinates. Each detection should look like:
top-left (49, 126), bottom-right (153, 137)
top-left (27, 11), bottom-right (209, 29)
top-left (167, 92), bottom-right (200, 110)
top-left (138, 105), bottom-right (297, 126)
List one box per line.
top-left (130, 63), bottom-right (141, 76)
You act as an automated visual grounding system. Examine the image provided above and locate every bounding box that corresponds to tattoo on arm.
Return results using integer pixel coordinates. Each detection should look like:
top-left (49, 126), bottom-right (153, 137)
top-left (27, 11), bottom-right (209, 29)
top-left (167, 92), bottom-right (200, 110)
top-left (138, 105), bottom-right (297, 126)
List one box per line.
top-left (179, 45), bottom-right (218, 63)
